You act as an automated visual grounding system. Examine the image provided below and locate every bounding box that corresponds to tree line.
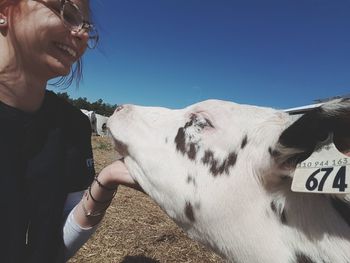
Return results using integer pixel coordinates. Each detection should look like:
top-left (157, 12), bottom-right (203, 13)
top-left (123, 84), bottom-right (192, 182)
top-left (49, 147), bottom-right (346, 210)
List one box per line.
top-left (55, 92), bottom-right (117, 117)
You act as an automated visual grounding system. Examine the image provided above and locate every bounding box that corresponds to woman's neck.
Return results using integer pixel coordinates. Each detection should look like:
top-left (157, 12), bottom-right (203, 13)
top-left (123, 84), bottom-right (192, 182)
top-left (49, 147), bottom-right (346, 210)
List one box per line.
top-left (0, 69), bottom-right (47, 113)
top-left (0, 37), bottom-right (48, 112)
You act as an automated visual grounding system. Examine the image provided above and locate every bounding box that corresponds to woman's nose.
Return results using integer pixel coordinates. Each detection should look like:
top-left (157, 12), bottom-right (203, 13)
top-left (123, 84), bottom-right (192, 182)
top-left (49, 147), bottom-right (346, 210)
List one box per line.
top-left (70, 28), bottom-right (89, 47)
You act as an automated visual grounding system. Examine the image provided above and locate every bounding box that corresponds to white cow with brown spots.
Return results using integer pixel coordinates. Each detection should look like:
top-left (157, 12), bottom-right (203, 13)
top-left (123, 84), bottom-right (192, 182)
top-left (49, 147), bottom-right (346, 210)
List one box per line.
top-left (107, 99), bottom-right (350, 263)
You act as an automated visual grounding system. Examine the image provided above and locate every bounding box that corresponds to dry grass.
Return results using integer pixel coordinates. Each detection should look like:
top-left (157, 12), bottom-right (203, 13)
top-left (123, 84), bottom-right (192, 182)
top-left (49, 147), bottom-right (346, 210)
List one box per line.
top-left (68, 136), bottom-right (226, 263)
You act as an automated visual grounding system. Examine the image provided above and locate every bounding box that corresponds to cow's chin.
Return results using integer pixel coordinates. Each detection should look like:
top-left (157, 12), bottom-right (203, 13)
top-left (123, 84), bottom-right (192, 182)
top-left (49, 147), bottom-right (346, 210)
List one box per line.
top-left (110, 138), bottom-right (145, 191)
top-left (111, 138), bottom-right (129, 159)
top-left (122, 156), bottom-right (162, 198)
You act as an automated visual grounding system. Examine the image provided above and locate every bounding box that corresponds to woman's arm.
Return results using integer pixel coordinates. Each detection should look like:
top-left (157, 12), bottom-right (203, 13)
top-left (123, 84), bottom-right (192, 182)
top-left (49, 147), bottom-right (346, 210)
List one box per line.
top-left (73, 159), bottom-right (137, 228)
top-left (63, 160), bottom-right (139, 260)
top-left (63, 205), bottom-right (98, 261)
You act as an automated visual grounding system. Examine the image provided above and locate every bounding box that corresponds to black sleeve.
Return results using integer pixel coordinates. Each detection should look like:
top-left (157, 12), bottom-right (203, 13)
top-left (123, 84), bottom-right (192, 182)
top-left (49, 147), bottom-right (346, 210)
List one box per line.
top-left (48, 92), bottom-right (96, 193)
top-left (64, 108), bottom-right (95, 192)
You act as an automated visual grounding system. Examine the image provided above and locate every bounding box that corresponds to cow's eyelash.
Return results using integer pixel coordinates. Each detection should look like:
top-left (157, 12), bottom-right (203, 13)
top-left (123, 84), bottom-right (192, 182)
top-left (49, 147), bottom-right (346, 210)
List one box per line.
top-left (204, 118), bottom-right (214, 128)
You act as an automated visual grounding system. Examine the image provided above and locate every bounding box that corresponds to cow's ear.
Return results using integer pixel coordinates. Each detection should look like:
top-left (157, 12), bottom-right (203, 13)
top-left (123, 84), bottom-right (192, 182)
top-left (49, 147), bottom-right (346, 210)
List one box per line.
top-left (273, 98), bottom-right (350, 168)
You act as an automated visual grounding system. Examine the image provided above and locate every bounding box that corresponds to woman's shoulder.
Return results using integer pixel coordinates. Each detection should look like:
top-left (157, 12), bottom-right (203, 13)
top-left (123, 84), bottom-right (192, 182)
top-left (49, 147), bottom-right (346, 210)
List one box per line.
top-left (44, 90), bottom-right (91, 130)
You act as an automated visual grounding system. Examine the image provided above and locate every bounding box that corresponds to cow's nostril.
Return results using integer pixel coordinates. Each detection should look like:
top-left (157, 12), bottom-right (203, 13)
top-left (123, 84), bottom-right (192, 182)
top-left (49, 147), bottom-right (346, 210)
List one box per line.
top-left (115, 105), bottom-right (124, 112)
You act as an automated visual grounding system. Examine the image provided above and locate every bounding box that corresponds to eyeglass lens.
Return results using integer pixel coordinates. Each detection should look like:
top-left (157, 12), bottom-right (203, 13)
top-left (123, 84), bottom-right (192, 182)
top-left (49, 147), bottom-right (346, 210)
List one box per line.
top-left (62, 1), bottom-right (99, 48)
top-left (62, 2), bottom-right (83, 29)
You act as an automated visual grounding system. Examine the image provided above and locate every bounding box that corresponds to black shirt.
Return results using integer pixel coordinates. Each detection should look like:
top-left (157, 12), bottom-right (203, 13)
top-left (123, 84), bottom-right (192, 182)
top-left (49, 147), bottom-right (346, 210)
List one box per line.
top-left (0, 91), bottom-right (95, 263)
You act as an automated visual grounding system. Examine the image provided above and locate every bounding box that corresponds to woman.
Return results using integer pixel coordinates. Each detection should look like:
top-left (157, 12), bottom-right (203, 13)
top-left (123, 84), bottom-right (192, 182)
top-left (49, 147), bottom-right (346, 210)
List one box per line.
top-left (0, 0), bottom-right (136, 262)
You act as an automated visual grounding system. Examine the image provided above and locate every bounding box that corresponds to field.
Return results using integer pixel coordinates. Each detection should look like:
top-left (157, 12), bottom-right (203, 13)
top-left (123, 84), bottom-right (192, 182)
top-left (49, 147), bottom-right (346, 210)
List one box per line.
top-left (68, 136), bottom-right (226, 263)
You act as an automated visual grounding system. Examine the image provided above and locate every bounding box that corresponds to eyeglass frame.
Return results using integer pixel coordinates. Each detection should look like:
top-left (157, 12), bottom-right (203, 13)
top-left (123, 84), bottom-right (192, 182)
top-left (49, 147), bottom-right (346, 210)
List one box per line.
top-left (32, 0), bottom-right (99, 49)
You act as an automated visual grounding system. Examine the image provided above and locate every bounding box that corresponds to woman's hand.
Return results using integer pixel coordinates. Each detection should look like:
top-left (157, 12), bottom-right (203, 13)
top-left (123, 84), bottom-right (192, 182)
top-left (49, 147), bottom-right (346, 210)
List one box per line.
top-left (98, 160), bottom-right (143, 192)
top-left (73, 160), bottom-right (143, 228)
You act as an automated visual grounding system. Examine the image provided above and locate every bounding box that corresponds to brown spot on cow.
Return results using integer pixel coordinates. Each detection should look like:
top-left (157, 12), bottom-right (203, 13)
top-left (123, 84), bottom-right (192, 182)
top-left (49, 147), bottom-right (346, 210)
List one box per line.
top-left (185, 202), bottom-right (195, 222)
top-left (174, 123), bottom-right (199, 160)
top-left (201, 150), bottom-right (237, 177)
top-left (187, 175), bottom-right (196, 186)
top-left (241, 135), bottom-right (248, 149)
top-left (184, 118), bottom-right (195, 129)
top-left (175, 127), bottom-right (186, 154)
top-left (295, 252), bottom-right (316, 263)
top-left (188, 143), bottom-right (197, 160)
top-left (202, 150), bottom-right (214, 164)
top-left (227, 152), bottom-right (237, 168)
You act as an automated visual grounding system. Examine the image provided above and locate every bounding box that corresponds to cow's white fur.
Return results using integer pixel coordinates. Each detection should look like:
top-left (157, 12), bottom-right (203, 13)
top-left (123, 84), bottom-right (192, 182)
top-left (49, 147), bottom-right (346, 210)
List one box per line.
top-left (107, 99), bottom-right (350, 263)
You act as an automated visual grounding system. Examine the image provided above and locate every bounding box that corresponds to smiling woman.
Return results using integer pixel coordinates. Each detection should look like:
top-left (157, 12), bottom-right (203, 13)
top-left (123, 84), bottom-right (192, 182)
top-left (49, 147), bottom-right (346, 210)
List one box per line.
top-left (0, 1), bottom-right (136, 263)
top-left (0, 3), bottom-right (93, 90)
top-left (1, 0), bottom-right (97, 97)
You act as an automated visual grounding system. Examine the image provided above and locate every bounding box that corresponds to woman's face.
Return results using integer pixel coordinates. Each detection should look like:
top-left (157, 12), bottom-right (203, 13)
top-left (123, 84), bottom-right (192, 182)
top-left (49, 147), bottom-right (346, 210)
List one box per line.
top-left (8, 0), bottom-right (90, 80)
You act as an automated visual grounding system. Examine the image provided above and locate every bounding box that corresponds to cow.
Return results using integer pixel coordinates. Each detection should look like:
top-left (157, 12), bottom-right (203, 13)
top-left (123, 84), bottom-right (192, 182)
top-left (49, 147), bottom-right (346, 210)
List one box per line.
top-left (107, 98), bottom-right (350, 263)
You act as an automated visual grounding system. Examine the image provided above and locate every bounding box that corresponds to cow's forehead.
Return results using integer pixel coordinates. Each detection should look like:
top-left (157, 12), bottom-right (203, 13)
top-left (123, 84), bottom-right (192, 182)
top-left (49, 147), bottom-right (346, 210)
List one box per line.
top-left (185, 99), bottom-right (282, 123)
top-left (187, 99), bottom-right (238, 111)
top-left (187, 99), bottom-right (274, 113)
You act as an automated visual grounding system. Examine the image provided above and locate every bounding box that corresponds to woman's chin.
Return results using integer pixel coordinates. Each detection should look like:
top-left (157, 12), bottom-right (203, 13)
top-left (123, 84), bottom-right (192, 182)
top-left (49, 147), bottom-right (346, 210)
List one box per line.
top-left (48, 61), bottom-right (72, 79)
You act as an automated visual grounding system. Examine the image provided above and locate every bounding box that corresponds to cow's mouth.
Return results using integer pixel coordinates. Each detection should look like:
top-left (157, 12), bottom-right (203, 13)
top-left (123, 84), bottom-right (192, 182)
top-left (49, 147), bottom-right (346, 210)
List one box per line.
top-left (107, 129), bottom-right (145, 192)
top-left (109, 137), bottom-right (145, 192)
top-left (107, 128), bottom-right (126, 158)
top-left (111, 137), bottom-right (129, 159)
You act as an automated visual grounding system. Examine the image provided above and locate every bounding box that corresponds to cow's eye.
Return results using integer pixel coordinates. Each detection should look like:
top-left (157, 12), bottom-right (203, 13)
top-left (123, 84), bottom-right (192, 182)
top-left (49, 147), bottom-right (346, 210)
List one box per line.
top-left (189, 113), bottom-right (215, 129)
top-left (205, 118), bottom-right (214, 128)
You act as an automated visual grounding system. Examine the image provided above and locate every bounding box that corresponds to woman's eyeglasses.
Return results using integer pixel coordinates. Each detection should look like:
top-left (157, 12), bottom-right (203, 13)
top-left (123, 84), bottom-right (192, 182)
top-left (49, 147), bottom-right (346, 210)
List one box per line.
top-left (33, 0), bottom-right (99, 49)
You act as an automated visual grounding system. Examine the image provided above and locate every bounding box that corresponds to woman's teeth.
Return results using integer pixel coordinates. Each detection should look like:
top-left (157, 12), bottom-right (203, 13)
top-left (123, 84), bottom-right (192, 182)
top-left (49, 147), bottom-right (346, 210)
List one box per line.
top-left (55, 43), bottom-right (77, 58)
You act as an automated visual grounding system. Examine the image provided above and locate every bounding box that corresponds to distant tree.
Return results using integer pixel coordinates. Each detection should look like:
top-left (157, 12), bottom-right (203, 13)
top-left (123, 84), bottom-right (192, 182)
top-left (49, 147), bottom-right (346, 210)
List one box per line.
top-left (54, 91), bottom-right (117, 116)
top-left (56, 92), bottom-right (72, 103)
top-left (74, 97), bottom-right (90, 110)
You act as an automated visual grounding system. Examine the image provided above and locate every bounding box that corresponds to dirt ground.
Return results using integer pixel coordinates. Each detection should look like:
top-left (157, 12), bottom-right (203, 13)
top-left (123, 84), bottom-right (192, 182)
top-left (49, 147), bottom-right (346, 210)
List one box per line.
top-left (68, 136), bottom-right (226, 263)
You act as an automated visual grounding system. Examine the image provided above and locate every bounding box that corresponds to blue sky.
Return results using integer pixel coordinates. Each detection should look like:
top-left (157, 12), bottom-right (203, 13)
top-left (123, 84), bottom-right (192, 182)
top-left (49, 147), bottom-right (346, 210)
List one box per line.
top-left (52, 0), bottom-right (350, 110)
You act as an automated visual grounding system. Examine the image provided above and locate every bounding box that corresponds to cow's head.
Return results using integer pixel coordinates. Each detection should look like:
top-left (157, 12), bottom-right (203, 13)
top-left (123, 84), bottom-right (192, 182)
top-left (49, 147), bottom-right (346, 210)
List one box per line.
top-left (107, 99), bottom-right (350, 262)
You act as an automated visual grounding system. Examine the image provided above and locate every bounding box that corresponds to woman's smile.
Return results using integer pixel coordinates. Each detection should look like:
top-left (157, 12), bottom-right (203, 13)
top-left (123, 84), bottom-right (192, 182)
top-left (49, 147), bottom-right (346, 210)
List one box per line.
top-left (54, 41), bottom-right (77, 59)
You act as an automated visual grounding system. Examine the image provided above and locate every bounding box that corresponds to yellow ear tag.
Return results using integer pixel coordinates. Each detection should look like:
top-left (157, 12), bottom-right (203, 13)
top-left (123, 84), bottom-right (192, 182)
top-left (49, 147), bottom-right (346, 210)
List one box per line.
top-left (291, 134), bottom-right (350, 194)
